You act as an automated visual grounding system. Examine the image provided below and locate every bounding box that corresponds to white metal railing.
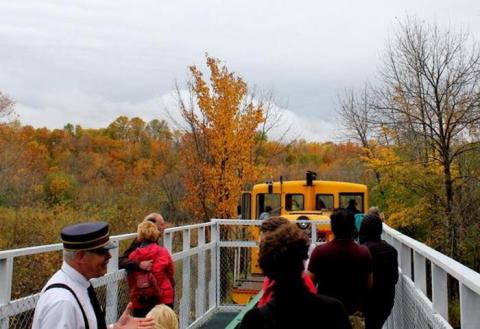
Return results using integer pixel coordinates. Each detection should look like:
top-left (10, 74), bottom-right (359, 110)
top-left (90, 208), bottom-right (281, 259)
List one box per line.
top-left (0, 222), bottom-right (218, 329)
top-left (383, 225), bottom-right (480, 329)
top-left (1, 219), bottom-right (479, 329)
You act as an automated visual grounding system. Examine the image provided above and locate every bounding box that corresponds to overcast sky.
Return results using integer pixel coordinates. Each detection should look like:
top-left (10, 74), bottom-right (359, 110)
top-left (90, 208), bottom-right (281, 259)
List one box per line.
top-left (1, 1), bottom-right (479, 141)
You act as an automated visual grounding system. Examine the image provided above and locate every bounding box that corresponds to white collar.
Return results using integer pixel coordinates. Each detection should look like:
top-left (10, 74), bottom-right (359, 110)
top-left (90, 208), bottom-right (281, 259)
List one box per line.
top-left (61, 261), bottom-right (91, 289)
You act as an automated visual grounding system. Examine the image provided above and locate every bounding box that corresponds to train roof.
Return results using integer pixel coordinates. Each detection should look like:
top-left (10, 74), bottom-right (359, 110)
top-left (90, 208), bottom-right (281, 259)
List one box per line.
top-left (250, 180), bottom-right (367, 191)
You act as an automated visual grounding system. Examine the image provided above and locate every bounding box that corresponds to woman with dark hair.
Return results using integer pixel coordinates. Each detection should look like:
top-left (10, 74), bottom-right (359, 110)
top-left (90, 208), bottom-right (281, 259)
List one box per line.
top-left (239, 223), bottom-right (351, 329)
top-left (257, 217), bottom-right (316, 307)
top-left (359, 215), bottom-right (399, 329)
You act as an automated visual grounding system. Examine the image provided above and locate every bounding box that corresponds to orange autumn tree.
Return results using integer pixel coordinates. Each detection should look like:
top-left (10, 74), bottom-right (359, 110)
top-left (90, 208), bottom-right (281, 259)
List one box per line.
top-left (178, 56), bottom-right (264, 221)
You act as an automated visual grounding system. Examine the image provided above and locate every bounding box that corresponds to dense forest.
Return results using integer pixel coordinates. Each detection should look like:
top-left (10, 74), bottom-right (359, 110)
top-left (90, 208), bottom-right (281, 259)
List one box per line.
top-left (0, 110), bottom-right (368, 246)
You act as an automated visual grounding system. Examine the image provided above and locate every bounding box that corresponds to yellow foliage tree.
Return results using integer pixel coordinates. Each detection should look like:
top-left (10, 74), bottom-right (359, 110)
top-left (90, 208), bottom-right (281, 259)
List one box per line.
top-left (363, 144), bottom-right (449, 245)
top-left (179, 56), bottom-right (265, 221)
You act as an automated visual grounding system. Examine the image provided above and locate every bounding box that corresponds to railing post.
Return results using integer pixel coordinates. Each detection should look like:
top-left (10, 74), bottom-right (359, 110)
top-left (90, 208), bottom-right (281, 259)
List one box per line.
top-left (400, 244), bottom-right (412, 279)
top-left (413, 251), bottom-right (427, 295)
top-left (460, 283), bottom-right (480, 329)
top-left (311, 222), bottom-right (317, 244)
top-left (212, 221), bottom-right (221, 307)
top-left (164, 231), bottom-right (172, 253)
top-left (196, 227), bottom-right (206, 319)
top-left (180, 228), bottom-right (191, 329)
top-left (105, 240), bottom-right (119, 324)
top-left (432, 263), bottom-right (448, 321)
top-left (0, 257), bottom-right (13, 329)
top-left (215, 221), bottom-right (222, 308)
top-left (209, 221), bottom-right (219, 310)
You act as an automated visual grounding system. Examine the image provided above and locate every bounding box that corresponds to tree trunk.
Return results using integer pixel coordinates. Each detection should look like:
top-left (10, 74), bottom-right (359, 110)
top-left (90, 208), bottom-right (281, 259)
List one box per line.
top-left (443, 161), bottom-right (457, 259)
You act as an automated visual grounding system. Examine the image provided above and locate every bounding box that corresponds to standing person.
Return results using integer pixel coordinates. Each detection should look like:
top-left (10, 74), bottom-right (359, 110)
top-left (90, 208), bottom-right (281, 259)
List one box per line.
top-left (259, 206), bottom-right (272, 221)
top-left (119, 213), bottom-right (167, 272)
top-left (256, 217), bottom-right (316, 307)
top-left (128, 221), bottom-right (175, 317)
top-left (32, 221), bottom-right (155, 329)
top-left (239, 224), bottom-right (351, 329)
top-left (359, 215), bottom-right (399, 329)
top-left (346, 199), bottom-right (361, 215)
top-left (308, 209), bottom-right (373, 316)
top-left (367, 207), bottom-right (385, 222)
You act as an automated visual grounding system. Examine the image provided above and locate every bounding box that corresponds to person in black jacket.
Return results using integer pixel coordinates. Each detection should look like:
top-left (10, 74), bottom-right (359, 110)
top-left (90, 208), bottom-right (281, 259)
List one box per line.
top-left (239, 223), bottom-right (351, 329)
top-left (346, 199), bottom-right (361, 215)
top-left (359, 214), bottom-right (399, 329)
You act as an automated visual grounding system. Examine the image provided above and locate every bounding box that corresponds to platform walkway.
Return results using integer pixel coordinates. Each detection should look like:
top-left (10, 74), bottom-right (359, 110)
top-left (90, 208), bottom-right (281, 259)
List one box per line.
top-left (0, 219), bottom-right (480, 329)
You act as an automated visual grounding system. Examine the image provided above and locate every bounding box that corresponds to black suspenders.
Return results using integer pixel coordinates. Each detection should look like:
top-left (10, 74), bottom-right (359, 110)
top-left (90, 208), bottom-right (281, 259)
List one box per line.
top-left (44, 283), bottom-right (90, 329)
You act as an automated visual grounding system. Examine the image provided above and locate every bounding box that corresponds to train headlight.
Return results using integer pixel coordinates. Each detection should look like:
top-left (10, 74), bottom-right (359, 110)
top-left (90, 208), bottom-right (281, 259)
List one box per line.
top-left (296, 216), bottom-right (311, 230)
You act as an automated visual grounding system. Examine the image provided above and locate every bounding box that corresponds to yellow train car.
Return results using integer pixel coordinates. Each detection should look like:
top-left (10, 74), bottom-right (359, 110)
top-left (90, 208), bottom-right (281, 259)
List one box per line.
top-left (232, 171), bottom-right (368, 304)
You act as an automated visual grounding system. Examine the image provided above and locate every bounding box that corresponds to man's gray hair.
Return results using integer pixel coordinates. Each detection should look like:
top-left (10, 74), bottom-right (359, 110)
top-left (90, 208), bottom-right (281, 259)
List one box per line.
top-left (367, 206), bottom-right (385, 221)
top-left (144, 213), bottom-right (163, 223)
top-left (63, 249), bottom-right (79, 262)
top-left (367, 206), bottom-right (381, 217)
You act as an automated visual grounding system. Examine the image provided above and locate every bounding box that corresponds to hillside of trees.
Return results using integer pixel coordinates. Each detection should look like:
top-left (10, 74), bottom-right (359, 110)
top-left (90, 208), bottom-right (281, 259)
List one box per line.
top-left (0, 114), bottom-right (370, 244)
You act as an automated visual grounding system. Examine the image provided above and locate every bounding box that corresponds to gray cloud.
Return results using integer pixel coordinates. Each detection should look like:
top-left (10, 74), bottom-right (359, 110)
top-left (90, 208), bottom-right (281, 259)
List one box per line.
top-left (2, 0), bottom-right (480, 140)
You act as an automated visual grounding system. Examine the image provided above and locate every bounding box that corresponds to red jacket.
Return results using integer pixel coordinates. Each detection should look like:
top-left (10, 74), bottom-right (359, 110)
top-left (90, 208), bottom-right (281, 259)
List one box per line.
top-left (258, 273), bottom-right (317, 307)
top-left (127, 242), bottom-right (175, 308)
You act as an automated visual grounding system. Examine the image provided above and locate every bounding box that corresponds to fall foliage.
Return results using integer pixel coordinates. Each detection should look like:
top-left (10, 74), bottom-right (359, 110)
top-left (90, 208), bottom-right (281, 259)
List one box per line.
top-left (178, 56), bottom-right (265, 221)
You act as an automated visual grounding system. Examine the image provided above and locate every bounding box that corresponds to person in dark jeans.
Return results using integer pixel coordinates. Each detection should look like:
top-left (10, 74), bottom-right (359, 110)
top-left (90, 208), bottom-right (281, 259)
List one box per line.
top-left (359, 214), bottom-right (399, 329)
top-left (239, 223), bottom-right (351, 329)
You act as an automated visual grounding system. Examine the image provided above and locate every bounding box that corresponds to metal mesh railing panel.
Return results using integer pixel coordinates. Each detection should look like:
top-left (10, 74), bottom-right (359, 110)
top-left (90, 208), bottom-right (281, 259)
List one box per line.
top-left (219, 246), bottom-right (256, 307)
top-left (93, 271), bottom-right (130, 325)
top-left (385, 275), bottom-right (453, 329)
top-left (0, 271), bottom-right (129, 329)
top-left (0, 296), bottom-right (39, 329)
top-left (188, 254), bottom-right (199, 324)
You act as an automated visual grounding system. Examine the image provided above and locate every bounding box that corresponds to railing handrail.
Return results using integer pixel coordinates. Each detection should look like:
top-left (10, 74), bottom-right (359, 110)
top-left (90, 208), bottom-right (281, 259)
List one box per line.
top-left (2, 221), bottom-right (479, 297)
top-left (383, 225), bottom-right (480, 295)
top-left (211, 218), bottom-right (331, 225)
top-left (0, 223), bottom-right (215, 260)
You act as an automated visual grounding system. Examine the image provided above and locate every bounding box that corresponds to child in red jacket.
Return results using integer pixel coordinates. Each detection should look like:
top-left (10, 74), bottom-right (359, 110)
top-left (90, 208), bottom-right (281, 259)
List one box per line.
top-left (128, 221), bottom-right (175, 317)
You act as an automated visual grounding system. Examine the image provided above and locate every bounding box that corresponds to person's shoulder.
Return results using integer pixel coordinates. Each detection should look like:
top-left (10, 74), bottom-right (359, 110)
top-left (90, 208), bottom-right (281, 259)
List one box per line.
top-left (310, 294), bottom-right (350, 322)
top-left (127, 239), bottom-right (141, 250)
top-left (353, 242), bottom-right (371, 255)
top-left (238, 307), bottom-right (263, 329)
top-left (381, 240), bottom-right (398, 252)
top-left (313, 241), bottom-right (334, 253)
top-left (37, 285), bottom-right (79, 311)
top-left (154, 244), bottom-right (172, 256)
top-left (310, 242), bottom-right (331, 262)
top-left (34, 289), bottom-right (81, 329)
top-left (368, 240), bottom-right (397, 257)
top-left (312, 293), bottom-right (343, 307)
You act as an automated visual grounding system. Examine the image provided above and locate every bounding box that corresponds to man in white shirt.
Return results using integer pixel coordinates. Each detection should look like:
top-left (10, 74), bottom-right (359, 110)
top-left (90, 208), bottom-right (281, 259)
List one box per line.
top-left (32, 221), bottom-right (155, 329)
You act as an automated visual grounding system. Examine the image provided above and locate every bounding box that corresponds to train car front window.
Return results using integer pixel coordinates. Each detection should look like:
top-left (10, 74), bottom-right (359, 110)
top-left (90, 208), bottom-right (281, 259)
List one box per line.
top-left (316, 194), bottom-right (334, 210)
top-left (285, 194), bottom-right (304, 211)
top-left (256, 193), bottom-right (280, 218)
top-left (339, 193), bottom-right (365, 212)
